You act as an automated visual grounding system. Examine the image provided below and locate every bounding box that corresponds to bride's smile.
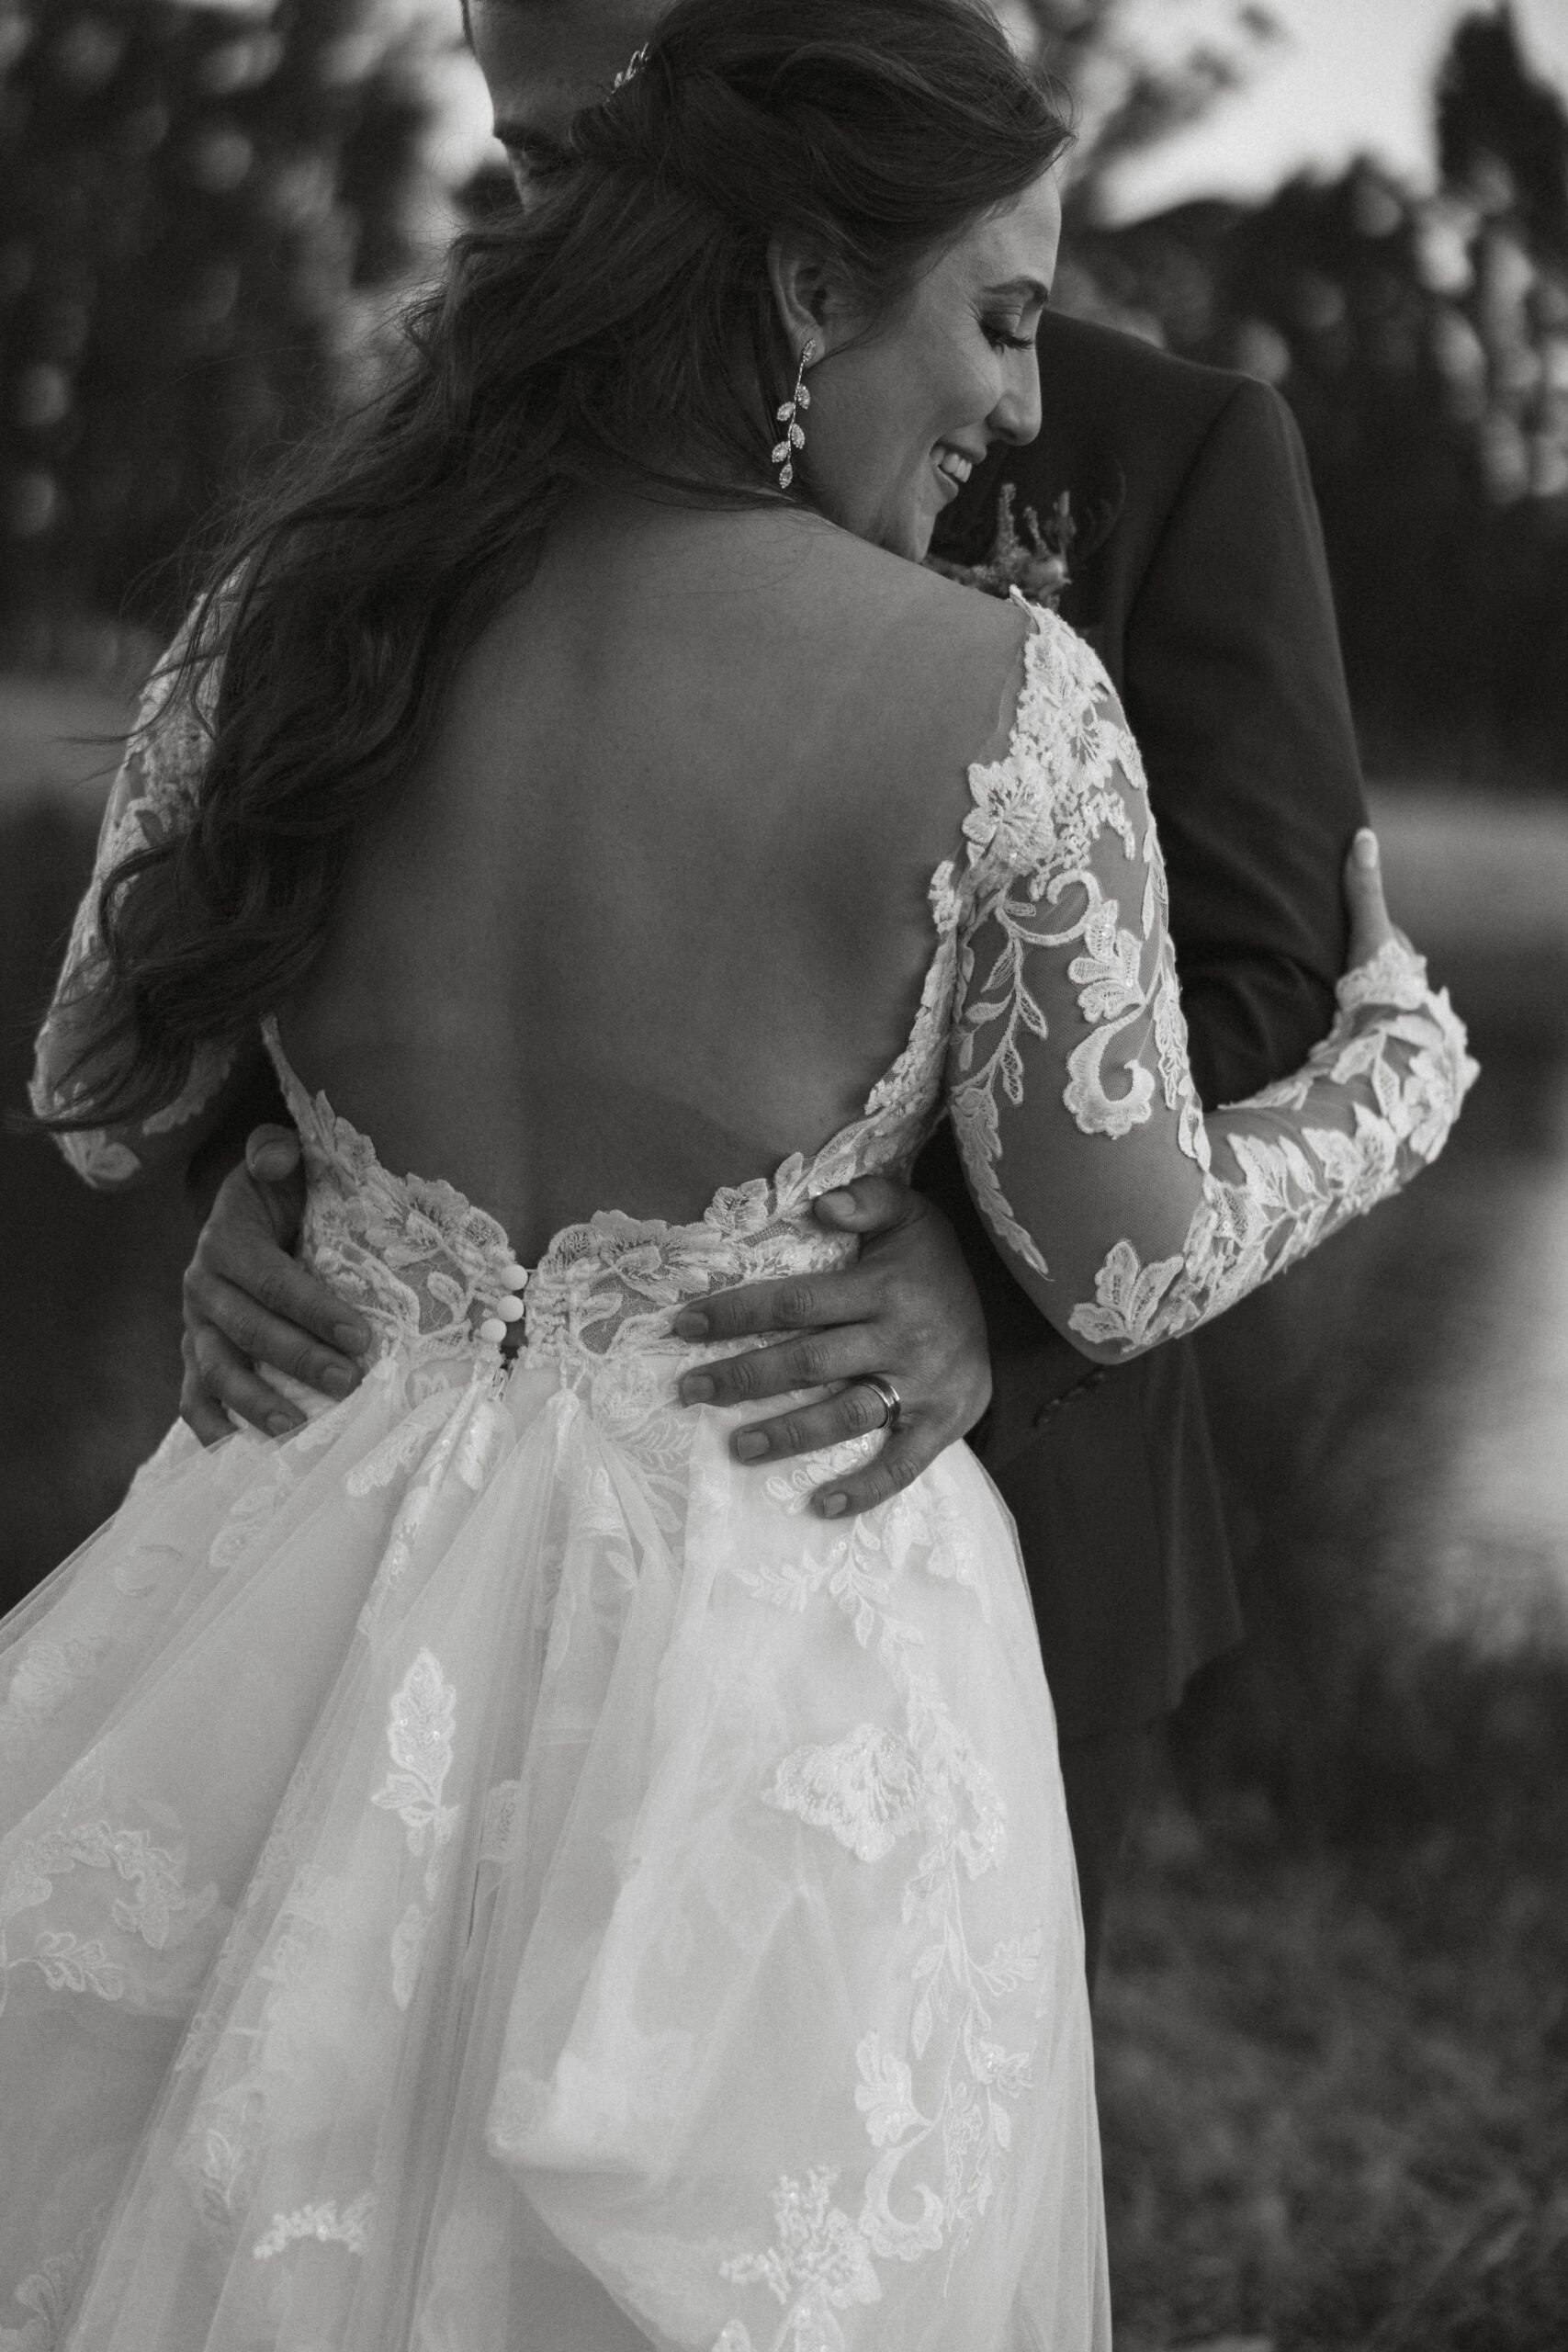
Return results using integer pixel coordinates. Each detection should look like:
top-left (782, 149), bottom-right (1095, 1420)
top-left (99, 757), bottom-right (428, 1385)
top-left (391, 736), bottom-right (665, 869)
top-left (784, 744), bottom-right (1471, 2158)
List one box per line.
top-left (773, 169), bottom-right (1063, 562)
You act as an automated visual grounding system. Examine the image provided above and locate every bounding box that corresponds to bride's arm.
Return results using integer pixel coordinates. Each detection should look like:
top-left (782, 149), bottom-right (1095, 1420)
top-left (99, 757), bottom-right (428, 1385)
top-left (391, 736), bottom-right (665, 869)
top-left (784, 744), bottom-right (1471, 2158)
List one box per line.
top-left (28, 616), bottom-right (263, 1188)
top-left (947, 606), bottom-right (1478, 1361)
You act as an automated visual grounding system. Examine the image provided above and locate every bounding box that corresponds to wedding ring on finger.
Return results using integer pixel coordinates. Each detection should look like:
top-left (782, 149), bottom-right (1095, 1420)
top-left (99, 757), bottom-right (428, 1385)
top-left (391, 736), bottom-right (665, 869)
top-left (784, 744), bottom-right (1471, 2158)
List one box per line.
top-left (859, 1374), bottom-right (903, 1434)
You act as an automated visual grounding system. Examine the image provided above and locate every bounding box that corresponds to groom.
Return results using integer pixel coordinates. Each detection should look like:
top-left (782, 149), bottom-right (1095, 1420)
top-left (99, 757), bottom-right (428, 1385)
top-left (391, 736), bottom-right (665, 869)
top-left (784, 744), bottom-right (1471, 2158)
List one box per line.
top-left (176, 0), bottom-right (1368, 1987)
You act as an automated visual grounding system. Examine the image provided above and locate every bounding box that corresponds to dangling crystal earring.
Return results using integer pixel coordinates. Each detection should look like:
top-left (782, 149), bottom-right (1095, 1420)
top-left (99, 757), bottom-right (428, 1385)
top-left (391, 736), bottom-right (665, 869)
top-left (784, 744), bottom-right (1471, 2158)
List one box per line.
top-left (772, 337), bottom-right (817, 491)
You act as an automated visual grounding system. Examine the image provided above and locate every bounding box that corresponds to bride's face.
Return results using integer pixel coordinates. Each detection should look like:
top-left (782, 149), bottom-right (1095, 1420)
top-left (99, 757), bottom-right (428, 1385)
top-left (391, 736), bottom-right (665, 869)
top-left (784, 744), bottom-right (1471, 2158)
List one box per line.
top-left (784, 175), bottom-right (1062, 562)
top-left (468, 0), bottom-right (1060, 560)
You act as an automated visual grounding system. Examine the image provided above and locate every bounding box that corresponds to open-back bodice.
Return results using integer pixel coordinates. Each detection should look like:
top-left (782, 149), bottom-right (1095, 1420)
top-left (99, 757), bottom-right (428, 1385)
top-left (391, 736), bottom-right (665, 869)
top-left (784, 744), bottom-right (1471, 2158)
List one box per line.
top-left (259, 855), bottom-right (965, 1370)
top-left (35, 595), bottom-right (1474, 1389)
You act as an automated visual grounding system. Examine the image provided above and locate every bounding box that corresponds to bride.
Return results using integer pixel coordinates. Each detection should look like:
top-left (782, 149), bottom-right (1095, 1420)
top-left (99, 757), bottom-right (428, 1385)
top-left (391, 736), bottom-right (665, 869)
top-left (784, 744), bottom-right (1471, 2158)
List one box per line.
top-left (4, 1), bottom-right (1472, 2345)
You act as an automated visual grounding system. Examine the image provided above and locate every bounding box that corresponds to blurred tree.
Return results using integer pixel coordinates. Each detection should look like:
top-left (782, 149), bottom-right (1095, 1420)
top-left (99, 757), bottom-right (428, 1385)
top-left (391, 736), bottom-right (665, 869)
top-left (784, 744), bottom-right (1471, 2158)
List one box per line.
top-left (1000, 0), bottom-right (1280, 328)
top-left (0, 0), bottom-right (461, 665)
top-left (1063, 5), bottom-right (1568, 782)
top-left (1009, 0), bottom-right (1281, 207)
top-left (1438, 1), bottom-right (1568, 263)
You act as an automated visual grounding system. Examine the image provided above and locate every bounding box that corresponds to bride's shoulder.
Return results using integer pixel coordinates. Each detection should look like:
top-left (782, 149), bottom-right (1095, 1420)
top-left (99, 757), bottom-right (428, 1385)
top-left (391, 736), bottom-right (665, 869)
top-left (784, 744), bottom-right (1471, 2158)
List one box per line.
top-left (786, 521), bottom-right (1037, 729)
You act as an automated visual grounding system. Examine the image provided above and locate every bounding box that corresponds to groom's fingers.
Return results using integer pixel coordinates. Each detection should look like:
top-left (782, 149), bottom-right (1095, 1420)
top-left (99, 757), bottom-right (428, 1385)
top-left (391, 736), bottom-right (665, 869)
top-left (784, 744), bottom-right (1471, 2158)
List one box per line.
top-left (671, 1183), bottom-right (989, 1512)
top-left (182, 1318), bottom-right (302, 1442)
top-left (179, 1332), bottom-right (239, 1448)
top-left (181, 1154), bottom-right (371, 1422)
top-left (807, 1172), bottom-right (913, 1238)
top-left (184, 1255), bottom-right (363, 1399)
top-left (1344, 828), bottom-right (1397, 967)
top-left (673, 1269), bottom-right (875, 1350)
top-left (722, 1378), bottom-right (913, 1467)
top-left (676, 1313), bottom-right (879, 1409)
top-left (712, 1381), bottom-right (940, 1516)
top-left (813, 1429), bottom-right (929, 1518)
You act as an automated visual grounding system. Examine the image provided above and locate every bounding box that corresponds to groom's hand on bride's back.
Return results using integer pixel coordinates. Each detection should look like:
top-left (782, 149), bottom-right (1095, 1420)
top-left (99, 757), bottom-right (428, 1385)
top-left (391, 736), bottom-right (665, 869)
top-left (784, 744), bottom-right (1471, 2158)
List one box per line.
top-left (671, 1177), bottom-right (992, 1518)
top-left (664, 831), bottom-right (1401, 1517)
top-left (179, 1149), bottom-right (992, 1506)
top-left (179, 1125), bottom-right (371, 1446)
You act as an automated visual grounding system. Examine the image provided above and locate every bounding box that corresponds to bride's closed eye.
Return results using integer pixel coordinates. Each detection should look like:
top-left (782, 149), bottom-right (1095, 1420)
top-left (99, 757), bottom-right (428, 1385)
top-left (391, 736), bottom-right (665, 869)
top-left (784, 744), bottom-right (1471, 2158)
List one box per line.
top-left (983, 321), bottom-right (1036, 352)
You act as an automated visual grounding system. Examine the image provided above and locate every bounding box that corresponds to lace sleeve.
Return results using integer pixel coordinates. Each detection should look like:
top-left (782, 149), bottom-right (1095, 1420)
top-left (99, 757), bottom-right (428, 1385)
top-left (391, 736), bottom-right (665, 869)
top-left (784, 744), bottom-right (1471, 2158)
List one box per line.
top-left (945, 602), bottom-right (1478, 1362)
top-left (28, 612), bottom-right (240, 1188)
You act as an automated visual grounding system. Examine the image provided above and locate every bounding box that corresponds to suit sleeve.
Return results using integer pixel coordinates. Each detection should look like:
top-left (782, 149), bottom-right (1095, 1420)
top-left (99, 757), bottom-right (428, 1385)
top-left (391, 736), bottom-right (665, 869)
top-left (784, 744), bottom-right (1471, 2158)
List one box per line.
top-left (1122, 379), bottom-right (1368, 1110)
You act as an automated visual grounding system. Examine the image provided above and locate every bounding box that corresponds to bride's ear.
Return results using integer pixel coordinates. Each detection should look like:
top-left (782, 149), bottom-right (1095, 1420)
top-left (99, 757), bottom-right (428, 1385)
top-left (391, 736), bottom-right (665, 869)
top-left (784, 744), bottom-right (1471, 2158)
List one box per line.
top-left (767, 236), bottom-right (852, 358)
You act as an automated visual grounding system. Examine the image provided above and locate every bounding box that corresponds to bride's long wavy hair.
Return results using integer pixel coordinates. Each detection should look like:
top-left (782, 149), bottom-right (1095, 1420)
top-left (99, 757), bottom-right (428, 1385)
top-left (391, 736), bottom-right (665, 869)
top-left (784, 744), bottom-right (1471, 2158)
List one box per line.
top-left (50, 0), bottom-right (1071, 1130)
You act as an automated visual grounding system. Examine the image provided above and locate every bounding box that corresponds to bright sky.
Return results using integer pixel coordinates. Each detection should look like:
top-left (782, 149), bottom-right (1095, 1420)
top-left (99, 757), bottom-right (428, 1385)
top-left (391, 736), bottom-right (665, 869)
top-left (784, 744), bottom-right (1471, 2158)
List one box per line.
top-left (1100, 0), bottom-right (1568, 221)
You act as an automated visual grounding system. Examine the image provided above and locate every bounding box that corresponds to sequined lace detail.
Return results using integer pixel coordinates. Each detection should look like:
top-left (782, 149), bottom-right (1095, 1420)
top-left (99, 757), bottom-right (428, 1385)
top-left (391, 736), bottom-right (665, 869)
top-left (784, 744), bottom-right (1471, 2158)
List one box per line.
top-left (28, 606), bottom-right (234, 1186)
top-left (945, 599), bottom-right (1477, 1353)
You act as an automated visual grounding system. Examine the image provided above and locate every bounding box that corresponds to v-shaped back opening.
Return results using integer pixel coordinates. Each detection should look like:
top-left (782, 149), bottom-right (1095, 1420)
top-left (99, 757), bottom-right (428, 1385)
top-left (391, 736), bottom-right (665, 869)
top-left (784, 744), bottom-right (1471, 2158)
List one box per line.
top-left (259, 598), bottom-right (1048, 1271)
top-left (261, 907), bottom-right (955, 1281)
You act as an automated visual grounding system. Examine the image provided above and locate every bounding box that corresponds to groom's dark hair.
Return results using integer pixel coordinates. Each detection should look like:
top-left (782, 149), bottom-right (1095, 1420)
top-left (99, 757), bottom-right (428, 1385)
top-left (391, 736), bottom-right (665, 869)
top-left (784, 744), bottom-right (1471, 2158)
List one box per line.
top-left (51, 0), bottom-right (1071, 1133)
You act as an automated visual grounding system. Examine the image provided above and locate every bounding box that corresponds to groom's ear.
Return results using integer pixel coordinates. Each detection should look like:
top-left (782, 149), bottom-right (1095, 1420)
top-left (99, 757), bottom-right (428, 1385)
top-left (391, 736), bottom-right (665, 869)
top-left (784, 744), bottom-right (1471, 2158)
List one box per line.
top-left (767, 236), bottom-right (856, 357)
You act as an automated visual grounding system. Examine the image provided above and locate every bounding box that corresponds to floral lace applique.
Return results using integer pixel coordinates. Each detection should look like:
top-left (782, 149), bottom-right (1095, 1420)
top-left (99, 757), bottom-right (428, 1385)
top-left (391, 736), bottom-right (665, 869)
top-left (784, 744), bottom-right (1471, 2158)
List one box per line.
top-left (720, 2168), bottom-right (881, 2323)
top-left (371, 1649), bottom-right (459, 1887)
top-left (0, 1634), bottom-right (111, 1761)
top-left (175, 1863), bottom-right (349, 2233)
top-left (262, 1023), bottom-right (531, 1374)
top-left (765, 1724), bottom-right (921, 1864)
top-left (946, 601), bottom-right (1477, 1351)
top-left (0, 2209), bottom-right (103, 2352)
top-left (721, 1483), bottom-right (1033, 2340)
top-left (28, 610), bottom-right (236, 1187)
top-left (1064, 952), bottom-right (1476, 1355)
top-left (0, 1763), bottom-right (215, 2018)
top-left (370, 1648), bottom-right (459, 2013)
top-left (252, 2190), bottom-right (376, 2261)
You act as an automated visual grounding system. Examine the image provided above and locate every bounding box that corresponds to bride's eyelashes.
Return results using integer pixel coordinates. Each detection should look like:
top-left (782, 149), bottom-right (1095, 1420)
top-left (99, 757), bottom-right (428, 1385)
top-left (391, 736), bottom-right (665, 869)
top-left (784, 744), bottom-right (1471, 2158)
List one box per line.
top-left (982, 320), bottom-right (1035, 352)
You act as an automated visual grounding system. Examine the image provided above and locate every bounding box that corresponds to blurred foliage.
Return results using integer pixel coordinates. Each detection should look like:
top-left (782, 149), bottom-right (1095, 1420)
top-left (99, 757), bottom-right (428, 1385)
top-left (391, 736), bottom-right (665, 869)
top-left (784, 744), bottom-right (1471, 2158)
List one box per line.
top-left (1058, 6), bottom-right (1568, 784)
top-left (0, 0), bottom-right (1563, 782)
top-left (0, 0), bottom-right (457, 670)
top-left (1002, 0), bottom-right (1284, 210)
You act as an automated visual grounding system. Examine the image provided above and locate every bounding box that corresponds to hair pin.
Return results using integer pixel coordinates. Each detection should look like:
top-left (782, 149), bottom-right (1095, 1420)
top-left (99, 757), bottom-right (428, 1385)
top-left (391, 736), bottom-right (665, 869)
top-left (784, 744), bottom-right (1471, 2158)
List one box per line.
top-left (613, 44), bottom-right (649, 92)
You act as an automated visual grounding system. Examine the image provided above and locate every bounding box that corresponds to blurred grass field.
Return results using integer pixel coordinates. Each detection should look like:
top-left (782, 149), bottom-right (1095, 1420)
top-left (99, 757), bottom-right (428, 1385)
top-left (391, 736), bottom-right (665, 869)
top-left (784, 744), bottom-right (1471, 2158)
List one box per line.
top-left (1101, 1762), bottom-right (1568, 2352)
top-left (2, 675), bottom-right (1566, 2348)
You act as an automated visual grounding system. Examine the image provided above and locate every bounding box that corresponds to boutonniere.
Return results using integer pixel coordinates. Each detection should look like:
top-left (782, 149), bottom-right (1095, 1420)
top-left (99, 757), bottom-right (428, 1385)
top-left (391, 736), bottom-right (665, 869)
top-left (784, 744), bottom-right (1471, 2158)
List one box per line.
top-left (927, 485), bottom-right (1075, 606)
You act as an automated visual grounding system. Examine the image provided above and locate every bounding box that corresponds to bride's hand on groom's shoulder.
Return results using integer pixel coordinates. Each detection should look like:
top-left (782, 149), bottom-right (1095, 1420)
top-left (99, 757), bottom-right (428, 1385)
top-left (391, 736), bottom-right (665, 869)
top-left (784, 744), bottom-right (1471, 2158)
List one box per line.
top-left (672, 1178), bottom-right (992, 1519)
top-left (1344, 827), bottom-right (1407, 969)
top-left (179, 1125), bottom-right (371, 1446)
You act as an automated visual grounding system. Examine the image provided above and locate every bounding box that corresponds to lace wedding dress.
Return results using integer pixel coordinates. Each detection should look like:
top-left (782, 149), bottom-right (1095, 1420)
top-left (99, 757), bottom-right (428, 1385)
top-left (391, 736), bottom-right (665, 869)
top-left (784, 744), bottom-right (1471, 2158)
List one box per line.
top-left (5, 598), bottom-right (1474, 2351)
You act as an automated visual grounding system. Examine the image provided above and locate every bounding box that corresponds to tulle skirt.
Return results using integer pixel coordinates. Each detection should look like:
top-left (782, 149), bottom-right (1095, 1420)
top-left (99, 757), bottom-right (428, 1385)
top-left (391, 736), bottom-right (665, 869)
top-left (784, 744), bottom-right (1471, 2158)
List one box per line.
top-left (0, 1335), bottom-right (1108, 2349)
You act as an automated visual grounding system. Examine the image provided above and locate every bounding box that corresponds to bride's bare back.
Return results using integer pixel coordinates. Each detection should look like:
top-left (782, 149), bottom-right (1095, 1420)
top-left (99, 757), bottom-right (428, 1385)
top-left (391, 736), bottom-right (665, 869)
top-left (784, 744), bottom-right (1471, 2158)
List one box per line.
top-left (278, 495), bottom-right (1028, 1261)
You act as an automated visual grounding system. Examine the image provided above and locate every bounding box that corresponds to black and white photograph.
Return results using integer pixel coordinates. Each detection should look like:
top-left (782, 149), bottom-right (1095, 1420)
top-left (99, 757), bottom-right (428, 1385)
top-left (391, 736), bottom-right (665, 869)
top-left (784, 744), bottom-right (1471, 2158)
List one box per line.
top-left (0, 1), bottom-right (1561, 2345)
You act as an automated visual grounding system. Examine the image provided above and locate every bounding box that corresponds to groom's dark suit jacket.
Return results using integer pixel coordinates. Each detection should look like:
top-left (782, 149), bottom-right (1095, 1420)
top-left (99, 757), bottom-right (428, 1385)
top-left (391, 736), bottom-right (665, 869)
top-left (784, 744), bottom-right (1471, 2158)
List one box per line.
top-left (922, 308), bottom-right (1368, 1745)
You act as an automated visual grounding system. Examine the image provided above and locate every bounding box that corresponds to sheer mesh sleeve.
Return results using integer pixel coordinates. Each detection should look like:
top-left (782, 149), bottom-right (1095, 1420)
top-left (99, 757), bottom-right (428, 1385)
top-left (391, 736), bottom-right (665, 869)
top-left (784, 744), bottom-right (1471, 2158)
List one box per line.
top-left (945, 600), bottom-right (1478, 1362)
top-left (28, 613), bottom-right (238, 1188)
